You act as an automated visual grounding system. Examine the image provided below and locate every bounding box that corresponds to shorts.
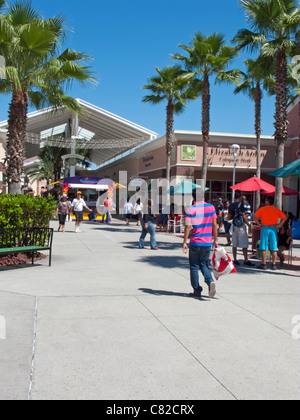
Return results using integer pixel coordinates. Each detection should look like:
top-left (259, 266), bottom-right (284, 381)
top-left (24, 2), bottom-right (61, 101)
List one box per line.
top-left (75, 211), bottom-right (83, 222)
top-left (58, 214), bottom-right (67, 225)
top-left (260, 226), bottom-right (278, 252)
top-left (224, 221), bottom-right (231, 235)
top-left (232, 224), bottom-right (249, 249)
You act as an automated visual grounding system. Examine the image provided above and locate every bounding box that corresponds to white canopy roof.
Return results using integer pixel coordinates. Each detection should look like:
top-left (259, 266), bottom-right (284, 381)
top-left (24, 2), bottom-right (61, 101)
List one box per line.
top-left (0, 99), bottom-right (158, 166)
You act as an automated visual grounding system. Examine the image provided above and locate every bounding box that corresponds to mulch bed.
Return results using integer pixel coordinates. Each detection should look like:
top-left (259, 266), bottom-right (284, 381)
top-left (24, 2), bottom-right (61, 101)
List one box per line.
top-left (0, 253), bottom-right (47, 267)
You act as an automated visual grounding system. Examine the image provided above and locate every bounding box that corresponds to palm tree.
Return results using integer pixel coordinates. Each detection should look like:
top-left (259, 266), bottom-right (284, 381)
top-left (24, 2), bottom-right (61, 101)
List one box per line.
top-left (234, 56), bottom-right (274, 210)
top-left (142, 65), bottom-right (199, 182)
top-left (172, 32), bottom-right (240, 187)
top-left (26, 143), bottom-right (92, 189)
top-left (27, 158), bottom-right (54, 186)
top-left (0, 1), bottom-right (96, 194)
top-left (38, 143), bottom-right (92, 182)
top-left (234, 0), bottom-right (300, 209)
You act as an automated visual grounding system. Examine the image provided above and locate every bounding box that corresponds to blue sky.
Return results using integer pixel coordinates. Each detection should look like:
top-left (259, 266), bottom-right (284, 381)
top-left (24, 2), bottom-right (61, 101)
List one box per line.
top-left (0, 0), bottom-right (276, 137)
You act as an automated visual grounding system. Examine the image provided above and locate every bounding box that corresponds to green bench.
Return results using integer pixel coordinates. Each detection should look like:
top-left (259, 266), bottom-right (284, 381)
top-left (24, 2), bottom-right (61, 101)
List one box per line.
top-left (0, 227), bottom-right (54, 267)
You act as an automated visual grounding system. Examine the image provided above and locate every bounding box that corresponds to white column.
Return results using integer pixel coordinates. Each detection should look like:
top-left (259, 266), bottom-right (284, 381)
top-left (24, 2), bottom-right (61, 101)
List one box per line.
top-left (70, 113), bottom-right (79, 177)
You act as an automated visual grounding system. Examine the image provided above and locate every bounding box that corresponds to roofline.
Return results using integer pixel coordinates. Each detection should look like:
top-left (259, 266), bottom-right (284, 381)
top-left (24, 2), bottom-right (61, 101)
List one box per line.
top-left (0, 99), bottom-right (159, 139)
top-left (173, 130), bottom-right (274, 139)
top-left (76, 99), bottom-right (158, 138)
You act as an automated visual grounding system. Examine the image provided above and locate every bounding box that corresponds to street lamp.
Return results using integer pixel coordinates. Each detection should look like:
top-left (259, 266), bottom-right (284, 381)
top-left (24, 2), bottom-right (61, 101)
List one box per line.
top-left (230, 144), bottom-right (240, 202)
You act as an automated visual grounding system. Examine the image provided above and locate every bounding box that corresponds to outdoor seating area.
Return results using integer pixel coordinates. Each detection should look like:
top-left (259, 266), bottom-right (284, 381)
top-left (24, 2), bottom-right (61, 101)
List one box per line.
top-left (0, 227), bottom-right (54, 266)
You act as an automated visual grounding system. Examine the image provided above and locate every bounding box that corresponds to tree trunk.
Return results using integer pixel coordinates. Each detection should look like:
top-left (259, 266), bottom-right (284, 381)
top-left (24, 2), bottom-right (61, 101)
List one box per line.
top-left (6, 89), bottom-right (29, 195)
top-left (201, 73), bottom-right (210, 188)
top-left (165, 98), bottom-right (174, 183)
top-left (274, 49), bottom-right (288, 210)
top-left (255, 82), bottom-right (262, 212)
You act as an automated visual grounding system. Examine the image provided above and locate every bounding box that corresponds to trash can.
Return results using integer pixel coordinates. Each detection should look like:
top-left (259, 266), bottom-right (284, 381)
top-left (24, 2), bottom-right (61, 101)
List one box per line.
top-left (252, 225), bottom-right (262, 251)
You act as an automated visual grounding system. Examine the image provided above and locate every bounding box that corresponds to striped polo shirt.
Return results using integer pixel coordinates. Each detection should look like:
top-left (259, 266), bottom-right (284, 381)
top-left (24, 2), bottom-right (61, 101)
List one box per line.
top-left (185, 201), bottom-right (217, 247)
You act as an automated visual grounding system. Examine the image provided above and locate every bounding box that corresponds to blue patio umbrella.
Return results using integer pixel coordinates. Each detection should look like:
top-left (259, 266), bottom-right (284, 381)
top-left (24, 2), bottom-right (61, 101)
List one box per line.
top-left (164, 180), bottom-right (209, 195)
top-left (269, 159), bottom-right (300, 178)
top-left (269, 159), bottom-right (300, 201)
top-left (270, 159), bottom-right (300, 239)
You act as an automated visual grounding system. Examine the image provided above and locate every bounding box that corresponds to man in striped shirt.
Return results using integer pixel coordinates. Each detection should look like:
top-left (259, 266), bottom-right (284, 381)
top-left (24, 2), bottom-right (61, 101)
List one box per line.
top-left (183, 190), bottom-right (218, 299)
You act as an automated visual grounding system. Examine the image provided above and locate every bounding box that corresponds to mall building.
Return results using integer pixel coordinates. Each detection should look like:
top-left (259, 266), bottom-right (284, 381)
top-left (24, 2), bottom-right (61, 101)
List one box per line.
top-left (0, 97), bottom-right (299, 214)
top-left (91, 101), bottom-right (300, 214)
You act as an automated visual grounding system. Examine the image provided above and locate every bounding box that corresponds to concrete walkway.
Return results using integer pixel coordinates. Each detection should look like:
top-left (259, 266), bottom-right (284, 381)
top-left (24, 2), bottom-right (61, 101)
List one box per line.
top-left (0, 220), bottom-right (299, 400)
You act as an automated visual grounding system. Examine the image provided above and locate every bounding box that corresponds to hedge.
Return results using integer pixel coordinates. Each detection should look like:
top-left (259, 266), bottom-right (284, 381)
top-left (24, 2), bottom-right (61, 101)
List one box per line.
top-left (0, 194), bottom-right (57, 229)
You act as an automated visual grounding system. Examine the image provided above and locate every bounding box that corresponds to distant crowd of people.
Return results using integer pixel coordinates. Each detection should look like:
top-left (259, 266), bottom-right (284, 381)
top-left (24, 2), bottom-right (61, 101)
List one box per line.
top-left (55, 189), bottom-right (297, 300)
top-left (214, 193), bottom-right (295, 269)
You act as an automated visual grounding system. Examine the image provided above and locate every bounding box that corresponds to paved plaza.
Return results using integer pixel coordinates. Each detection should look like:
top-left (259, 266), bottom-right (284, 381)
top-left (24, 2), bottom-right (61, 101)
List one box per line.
top-left (0, 220), bottom-right (299, 400)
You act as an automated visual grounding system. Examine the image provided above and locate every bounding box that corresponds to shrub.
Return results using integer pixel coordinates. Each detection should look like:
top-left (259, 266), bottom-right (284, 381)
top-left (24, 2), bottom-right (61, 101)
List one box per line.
top-left (0, 194), bottom-right (57, 229)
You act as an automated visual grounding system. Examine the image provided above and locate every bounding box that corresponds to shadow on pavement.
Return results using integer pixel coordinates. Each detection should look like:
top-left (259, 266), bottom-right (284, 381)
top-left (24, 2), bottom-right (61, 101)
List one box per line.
top-left (139, 288), bottom-right (211, 301)
top-left (121, 241), bottom-right (184, 251)
top-left (137, 255), bottom-right (189, 269)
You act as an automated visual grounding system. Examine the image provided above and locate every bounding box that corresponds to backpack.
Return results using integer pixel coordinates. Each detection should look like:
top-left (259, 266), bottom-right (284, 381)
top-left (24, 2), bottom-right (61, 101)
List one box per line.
top-left (233, 203), bottom-right (244, 228)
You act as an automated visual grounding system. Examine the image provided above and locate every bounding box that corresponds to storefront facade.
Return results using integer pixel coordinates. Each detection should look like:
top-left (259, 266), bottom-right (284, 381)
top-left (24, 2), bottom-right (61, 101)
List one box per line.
top-left (94, 126), bottom-right (299, 214)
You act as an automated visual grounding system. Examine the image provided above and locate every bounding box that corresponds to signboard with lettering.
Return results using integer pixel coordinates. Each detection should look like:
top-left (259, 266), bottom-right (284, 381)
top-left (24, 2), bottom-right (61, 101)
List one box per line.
top-left (207, 147), bottom-right (267, 168)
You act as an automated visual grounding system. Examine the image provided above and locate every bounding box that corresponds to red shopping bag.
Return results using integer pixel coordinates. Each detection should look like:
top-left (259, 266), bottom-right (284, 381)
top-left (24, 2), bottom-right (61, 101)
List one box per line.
top-left (212, 247), bottom-right (237, 281)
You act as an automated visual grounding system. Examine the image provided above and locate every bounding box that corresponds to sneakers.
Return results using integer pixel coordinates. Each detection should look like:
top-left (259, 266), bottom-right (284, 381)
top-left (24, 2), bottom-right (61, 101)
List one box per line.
top-left (244, 261), bottom-right (255, 267)
top-left (190, 287), bottom-right (203, 299)
top-left (257, 264), bottom-right (267, 270)
top-left (208, 282), bottom-right (216, 299)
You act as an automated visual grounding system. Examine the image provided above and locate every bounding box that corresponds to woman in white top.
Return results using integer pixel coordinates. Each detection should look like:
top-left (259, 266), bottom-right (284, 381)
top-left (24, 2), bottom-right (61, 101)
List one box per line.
top-left (134, 199), bottom-right (144, 226)
top-left (71, 191), bottom-right (92, 233)
top-left (124, 199), bottom-right (133, 225)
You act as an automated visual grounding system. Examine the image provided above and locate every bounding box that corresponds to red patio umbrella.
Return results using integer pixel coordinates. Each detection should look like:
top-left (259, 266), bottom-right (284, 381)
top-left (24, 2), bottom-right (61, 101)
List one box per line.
top-left (261, 185), bottom-right (299, 196)
top-left (230, 176), bottom-right (274, 192)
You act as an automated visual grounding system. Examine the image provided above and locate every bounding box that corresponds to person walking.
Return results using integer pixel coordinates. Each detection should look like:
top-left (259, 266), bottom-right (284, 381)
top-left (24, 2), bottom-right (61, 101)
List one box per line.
top-left (183, 189), bottom-right (218, 299)
top-left (134, 199), bottom-right (144, 226)
top-left (56, 194), bottom-right (72, 232)
top-left (228, 191), bottom-right (254, 267)
top-left (139, 199), bottom-right (159, 250)
top-left (72, 191), bottom-right (92, 233)
top-left (102, 197), bottom-right (112, 224)
top-left (254, 196), bottom-right (287, 270)
top-left (124, 199), bottom-right (133, 225)
top-left (222, 200), bottom-right (232, 246)
top-left (216, 198), bottom-right (224, 233)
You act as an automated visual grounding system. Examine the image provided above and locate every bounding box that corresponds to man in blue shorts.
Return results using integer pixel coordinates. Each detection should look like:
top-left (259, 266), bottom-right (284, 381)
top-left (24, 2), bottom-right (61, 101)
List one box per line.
top-left (254, 197), bottom-right (287, 270)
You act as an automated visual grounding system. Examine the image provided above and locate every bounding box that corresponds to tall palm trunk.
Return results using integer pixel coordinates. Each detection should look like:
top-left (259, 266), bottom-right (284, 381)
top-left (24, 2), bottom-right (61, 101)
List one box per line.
top-left (6, 89), bottom-right (29, 194)
top-left (274, 49), bottom-right (288, 210)
top-left (255, 82), bottom-right (262, 211)
top-left (166, 98), bottom-right (174, 183)
top-left (201, 73), bottom-right (210, 188)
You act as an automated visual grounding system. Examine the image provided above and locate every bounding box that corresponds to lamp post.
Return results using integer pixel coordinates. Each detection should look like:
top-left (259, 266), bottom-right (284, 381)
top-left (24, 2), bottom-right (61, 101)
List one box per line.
top-left (230, 144), bottom-right (240, 202)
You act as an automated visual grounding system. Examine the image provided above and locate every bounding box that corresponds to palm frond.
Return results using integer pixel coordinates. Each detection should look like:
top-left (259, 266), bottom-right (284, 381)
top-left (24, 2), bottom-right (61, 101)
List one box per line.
top-left (8, 1), bottom-right (41, 25)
